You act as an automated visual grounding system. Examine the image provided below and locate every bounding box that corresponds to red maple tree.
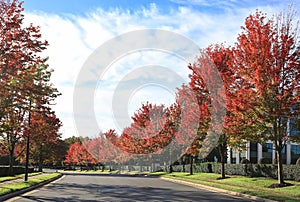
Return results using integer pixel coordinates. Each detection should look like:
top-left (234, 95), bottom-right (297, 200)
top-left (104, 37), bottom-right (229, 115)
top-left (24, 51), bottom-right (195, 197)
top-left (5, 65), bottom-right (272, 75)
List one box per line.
top-left (0, 0), bottom-right (54, 175)
top-left (65, 142), bottom-right (97, 169)
top-left (233, 8), bottom-right (300, 185)
top-left (106, 102), bottom-right (179, 155)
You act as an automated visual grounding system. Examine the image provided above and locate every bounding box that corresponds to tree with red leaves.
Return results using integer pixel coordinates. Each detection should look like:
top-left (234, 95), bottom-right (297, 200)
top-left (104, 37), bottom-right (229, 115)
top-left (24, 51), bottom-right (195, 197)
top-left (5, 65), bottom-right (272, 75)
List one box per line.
top-left (106, 102), bottom-right (179, 156)
top-left (15, 111), bottom-right (62, 169)
top-left (82, 132), bottom-right (120, 171)
top-left (104, 102), bottom-right (180, 171)
top-left (0, 0), bottom-right (60, 176)
top-left (204, 44), bottom-right (242, 179)
top-left (185, 45), bottom-right (233, 176)
top-left (175, 84), bottom-right (208, 175)
top-left (25, 111), bottom-right (62, 171)
top-left (0, 0), bottom-right (54, 175)
top-left (233, 8), bottom-right (300, 185)
top-left (65, 142), bottom-right (97, 170)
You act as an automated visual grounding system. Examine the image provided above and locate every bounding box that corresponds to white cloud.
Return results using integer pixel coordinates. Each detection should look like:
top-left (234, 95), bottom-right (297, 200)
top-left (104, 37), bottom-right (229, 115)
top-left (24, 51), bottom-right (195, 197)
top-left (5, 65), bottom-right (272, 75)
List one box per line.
top-left (23, 3), bottom-right (299, 138)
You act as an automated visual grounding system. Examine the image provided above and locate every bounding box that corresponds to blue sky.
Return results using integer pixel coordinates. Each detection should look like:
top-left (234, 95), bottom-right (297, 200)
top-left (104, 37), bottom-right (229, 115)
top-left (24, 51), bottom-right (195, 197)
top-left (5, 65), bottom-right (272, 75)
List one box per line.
top-left (23, 0), bottom-right (296, 14)
top-left (21, 0), bottom-right (299, 138)
top-left (24, 0), bottom-right (171, 14)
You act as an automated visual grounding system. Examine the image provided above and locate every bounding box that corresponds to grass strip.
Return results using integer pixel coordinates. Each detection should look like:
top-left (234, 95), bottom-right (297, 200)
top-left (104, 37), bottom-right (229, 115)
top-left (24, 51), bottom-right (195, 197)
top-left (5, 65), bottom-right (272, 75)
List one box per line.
top-left (0, 172), bottom-right (42, 183)
top-left (156, 172), bottom-right (300, 202)
top-left (0, 172), bottom-right (61, 196)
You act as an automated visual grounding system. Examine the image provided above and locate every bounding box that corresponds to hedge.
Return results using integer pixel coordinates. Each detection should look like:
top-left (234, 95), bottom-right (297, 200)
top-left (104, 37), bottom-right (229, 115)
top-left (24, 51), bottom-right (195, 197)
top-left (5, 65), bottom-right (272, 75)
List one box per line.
top-left (0, 166), bottom-right (34, 177)
top-left (164, 163), bottom-right (300, 181)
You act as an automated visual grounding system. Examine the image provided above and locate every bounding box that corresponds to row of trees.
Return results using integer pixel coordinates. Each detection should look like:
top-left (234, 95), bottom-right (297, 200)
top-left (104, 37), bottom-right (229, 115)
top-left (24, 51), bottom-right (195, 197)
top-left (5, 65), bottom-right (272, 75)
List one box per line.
top-left (0, 0), bottom-right (62, 175)
top-left (65, 7), bottom-right (300, 186)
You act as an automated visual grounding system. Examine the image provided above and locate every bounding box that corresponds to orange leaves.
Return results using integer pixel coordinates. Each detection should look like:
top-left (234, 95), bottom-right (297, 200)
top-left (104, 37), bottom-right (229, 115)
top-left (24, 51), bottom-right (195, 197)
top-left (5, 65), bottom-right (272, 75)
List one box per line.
top-left (0, 1), bottom-right (60, 170)
top-left (107, 103), bottom-right (177, 155)
top-left (66, 142), bottom-right (97, 166)
top-left (235, 7), bottom-right (300, 128)
top-left (29, 111), bottom-right (62, 143)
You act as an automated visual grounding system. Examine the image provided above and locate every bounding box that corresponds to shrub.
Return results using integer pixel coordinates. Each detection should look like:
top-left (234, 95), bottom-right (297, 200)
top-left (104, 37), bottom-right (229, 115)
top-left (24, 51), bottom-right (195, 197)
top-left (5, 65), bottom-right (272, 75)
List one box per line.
top-left (160, 163), bottom-right (300, 181)
top-left (0, 166), bottom-right (34, 177)
top-left (240, 159), bottom-right (250, 164)
top-left (296, 158), bottom-right (300, 166)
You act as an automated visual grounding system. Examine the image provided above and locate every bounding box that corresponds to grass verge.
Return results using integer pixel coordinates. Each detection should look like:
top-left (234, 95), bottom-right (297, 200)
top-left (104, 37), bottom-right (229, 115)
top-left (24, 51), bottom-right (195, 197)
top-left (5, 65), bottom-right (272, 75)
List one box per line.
top-left (153, 172), bottom-right (300, 202)
top-left (0, 172), bottom-right (42, 183)
top-left (0, 172), bottom-right (61, 196)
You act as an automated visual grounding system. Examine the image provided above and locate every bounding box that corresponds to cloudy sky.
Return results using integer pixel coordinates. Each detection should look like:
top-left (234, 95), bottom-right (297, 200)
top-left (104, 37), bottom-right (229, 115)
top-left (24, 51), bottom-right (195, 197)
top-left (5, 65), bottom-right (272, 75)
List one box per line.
top-left (22, 0), bottom-right (299, 139)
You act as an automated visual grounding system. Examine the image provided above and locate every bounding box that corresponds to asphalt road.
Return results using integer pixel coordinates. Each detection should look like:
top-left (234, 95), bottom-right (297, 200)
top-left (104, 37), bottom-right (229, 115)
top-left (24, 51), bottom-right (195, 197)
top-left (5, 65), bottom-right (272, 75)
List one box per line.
top-left (8, 173), bottom-right (251, 202)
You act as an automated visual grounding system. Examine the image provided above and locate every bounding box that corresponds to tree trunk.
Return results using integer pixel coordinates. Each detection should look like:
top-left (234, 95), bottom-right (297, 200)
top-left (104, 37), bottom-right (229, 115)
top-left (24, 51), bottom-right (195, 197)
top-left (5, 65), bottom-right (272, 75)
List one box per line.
top-left (8, 148), bottom-right (14, 176)
top-left (169, 164), bottom-right (173, 173)
top-left (218, 138), bottom-right (227, 179)
top-left (276, 141), bottom-right (285, 185)
top-left (38, 145), bottom-right (43, 172)
top-left (220, 150), bottom-right (226, 179)
top-left (182, 158), bottom-right (186, 172)
top-left (189, 155), bottom-right (193, 175)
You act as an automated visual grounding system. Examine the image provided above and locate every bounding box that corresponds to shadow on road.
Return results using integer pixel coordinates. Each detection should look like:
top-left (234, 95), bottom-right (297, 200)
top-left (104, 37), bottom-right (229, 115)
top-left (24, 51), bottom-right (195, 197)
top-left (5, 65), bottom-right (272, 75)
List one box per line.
top-left (61, 172), bottom-right (160, 178)
top-left (19, 175), bottom-right (247, 202)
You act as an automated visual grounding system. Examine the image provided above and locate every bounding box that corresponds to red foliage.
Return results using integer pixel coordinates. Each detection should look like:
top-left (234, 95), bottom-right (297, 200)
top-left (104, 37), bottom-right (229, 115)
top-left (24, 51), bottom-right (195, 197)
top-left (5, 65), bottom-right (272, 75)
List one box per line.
top-left (65, 142), bottom-right (97, 166)
top-left (233, 9), bottom-right (300, 184)
top-left (106, 102), bottom-right (179, 155)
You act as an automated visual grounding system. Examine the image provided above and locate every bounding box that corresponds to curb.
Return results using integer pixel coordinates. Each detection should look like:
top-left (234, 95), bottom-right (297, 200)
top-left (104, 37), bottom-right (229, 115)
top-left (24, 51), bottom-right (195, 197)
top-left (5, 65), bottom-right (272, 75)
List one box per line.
top-left (0, 173), bottom-right (63, 201)
top-left (161, 177), bottom-right (278, 202)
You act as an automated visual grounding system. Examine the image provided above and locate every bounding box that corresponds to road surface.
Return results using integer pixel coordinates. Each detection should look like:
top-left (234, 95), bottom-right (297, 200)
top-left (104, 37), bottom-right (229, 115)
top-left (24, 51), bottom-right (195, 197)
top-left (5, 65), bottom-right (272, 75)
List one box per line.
top-left (8, 173), bottom-right (251, 202)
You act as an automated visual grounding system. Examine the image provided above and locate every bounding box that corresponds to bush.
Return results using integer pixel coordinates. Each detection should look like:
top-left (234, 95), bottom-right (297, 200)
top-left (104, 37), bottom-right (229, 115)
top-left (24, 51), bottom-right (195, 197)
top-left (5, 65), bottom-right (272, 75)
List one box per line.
top-left (240, 159), bottom-right (250, 164)
top-left (0, 166), bottom-right (34, 177)
top-left (296, 158), bottom-right (300, 166)
top-left (283, 165), bottom-right (300, 181)
top-left (161, 163), bottom-right (300, 181)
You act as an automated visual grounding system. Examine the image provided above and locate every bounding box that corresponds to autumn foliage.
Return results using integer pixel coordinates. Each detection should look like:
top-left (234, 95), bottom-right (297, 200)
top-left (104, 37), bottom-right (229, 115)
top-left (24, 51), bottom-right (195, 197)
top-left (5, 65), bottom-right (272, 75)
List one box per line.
top-left (0, 0), bottom-right (61, 175)
top-left (106, 103), bottom-right (180, 155)
top-left (232, 9), bottom-right (300, 184)
top-left (78, 8), bottom-right (299, 182)
top-left (1, 0), bottom-right (299, 187)
top-left (65, 142), bottom-right (97, 168)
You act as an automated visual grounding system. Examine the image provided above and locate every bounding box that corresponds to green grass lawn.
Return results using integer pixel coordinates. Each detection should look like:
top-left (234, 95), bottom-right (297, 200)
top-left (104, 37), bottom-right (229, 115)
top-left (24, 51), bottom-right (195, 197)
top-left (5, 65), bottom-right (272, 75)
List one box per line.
top-left (0, 172), bottom-right (42, 183)
top-left (0, 172), bottom-right (61, 196)
top-left (154, 172), bottom-right (300, 202)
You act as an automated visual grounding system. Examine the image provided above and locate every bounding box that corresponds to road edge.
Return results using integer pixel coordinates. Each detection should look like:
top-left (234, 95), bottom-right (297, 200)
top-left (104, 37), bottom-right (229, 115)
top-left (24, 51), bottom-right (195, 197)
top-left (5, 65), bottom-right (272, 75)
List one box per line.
top-left (161, 176), bottom-right (278, 202)
top-left (0, 173), bottom-right (63, 201)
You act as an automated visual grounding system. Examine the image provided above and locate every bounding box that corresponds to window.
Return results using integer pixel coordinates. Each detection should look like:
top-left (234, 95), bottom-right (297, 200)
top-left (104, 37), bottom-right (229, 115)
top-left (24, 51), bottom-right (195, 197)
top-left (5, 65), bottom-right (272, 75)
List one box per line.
top-left (281, 145), bottom-right (286, 154)
top-left (250, 143), bottom-right (257, 151)
top-left (289, 117), bottom-right (299, 136)
top-left (262, 143), bottom-right (273, 153)
top-left (291, 145), bottom-right (300, 155)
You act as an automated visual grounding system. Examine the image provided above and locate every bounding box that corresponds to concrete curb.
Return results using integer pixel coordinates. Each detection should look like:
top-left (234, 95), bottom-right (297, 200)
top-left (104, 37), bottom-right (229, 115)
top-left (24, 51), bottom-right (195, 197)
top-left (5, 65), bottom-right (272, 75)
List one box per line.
top-left (0, 173), bottom-right (63, 201)
top-left (161, 177), bottom-right (278, 202)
